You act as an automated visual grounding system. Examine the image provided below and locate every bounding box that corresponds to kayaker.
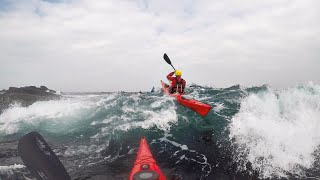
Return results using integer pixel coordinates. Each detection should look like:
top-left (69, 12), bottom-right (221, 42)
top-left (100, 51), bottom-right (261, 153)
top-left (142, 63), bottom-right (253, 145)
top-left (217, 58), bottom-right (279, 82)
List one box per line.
top-left (166, 70), bottom-right (186, 94)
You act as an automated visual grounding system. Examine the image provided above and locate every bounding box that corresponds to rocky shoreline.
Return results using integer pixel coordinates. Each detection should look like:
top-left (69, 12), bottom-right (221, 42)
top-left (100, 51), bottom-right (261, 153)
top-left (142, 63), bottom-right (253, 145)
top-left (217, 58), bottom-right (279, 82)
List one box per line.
top-left (0, 86), bottom-right (61, 114)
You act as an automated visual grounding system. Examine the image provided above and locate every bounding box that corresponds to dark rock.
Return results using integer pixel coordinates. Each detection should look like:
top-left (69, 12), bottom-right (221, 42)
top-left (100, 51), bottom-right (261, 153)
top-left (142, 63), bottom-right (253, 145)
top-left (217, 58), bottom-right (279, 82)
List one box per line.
top-left (40, 86), bottom-right (49, 91)
top-left (6, 86), bottom-right (56, 96)
top-left (225, 84), bottom-right (240, 91)
top-left (0, 86), bottom-right (61, 114)
top-left (49, 90), bottom-right (56, 93)
top-left (189, 83), bottom-right (203, 88)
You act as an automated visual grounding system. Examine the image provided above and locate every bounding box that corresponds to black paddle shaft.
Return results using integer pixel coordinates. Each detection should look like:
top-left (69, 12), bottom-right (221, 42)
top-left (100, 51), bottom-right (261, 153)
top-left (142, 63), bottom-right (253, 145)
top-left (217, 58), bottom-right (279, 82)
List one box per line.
top-left (18, 131), bottom-right (71, 180)
top-left (163, 53), bottom-right (176, 71)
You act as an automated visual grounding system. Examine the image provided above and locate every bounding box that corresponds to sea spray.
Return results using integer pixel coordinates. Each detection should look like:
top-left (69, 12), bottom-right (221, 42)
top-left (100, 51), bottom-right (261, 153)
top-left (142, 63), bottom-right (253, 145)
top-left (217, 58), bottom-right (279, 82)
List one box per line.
top-left (229, 82), bottom-right (320, 178)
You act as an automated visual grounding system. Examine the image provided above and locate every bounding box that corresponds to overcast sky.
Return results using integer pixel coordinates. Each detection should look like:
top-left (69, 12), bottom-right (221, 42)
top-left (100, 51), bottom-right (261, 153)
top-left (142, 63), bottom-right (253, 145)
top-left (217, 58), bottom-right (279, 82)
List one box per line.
top-left (0, 0), bottom-right (319, 92)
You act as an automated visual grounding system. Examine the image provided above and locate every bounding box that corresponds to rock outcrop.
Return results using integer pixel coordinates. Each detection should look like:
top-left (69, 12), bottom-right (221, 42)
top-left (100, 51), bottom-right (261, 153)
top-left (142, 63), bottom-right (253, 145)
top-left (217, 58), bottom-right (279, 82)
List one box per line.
top-left (0, 86), bottom-right (61, 114)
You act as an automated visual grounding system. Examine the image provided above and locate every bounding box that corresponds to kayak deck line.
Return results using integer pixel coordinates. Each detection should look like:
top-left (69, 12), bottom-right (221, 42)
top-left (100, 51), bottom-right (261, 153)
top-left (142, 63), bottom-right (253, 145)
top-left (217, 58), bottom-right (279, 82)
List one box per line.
top-left (161, 80), bottom-right (212, 116)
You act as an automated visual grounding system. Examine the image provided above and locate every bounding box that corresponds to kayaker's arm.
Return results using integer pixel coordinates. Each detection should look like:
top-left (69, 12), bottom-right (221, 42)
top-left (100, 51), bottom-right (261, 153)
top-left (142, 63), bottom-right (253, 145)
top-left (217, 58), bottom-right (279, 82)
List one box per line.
top-left (181, 79), bottom-right (186, 93)
top-left (166, 71), bottom-right (175, 81)
top-left (182, 79), bottom-right (186, 88)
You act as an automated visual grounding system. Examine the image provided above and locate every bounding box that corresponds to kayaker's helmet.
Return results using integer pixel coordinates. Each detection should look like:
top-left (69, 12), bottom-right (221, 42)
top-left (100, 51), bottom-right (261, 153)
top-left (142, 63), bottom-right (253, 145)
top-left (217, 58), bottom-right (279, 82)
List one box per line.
top-left (175, 69), bottom-right (182, 76)
top-left (133, 164), bottom-right (160, 180)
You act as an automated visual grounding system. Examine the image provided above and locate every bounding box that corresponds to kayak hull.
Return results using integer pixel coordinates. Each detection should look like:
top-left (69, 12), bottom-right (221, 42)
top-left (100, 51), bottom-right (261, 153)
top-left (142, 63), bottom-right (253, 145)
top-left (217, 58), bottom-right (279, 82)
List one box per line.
top-left (161, 80), bottom-right (212, 116)
top-left (129, 137), bottom-right (166, 180)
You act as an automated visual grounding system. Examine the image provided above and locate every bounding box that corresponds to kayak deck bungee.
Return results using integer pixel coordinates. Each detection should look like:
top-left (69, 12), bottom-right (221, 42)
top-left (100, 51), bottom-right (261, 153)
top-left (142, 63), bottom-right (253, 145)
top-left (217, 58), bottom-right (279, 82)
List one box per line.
top-left (161, 80), bottom-right (212, 116)
top-left (129, 137), bottom-right (166, 180)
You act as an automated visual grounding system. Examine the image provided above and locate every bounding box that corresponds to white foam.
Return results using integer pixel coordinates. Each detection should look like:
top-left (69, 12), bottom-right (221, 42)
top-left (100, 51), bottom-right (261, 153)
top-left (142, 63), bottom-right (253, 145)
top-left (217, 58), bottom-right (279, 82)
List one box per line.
top-left (91, 96), bottom-right (178, 139)
top-left (90, 121), bottom-right (98, 126)
top-left (0, 96), bottom-right (101, 135)
top-left (55, 91), bottom-right (62, 95)
top-left (0, 164), bottom-right (25, 175)
top-left (213, 103), bottom-right (225, 112)
top-left (150, 97), bottom-right (172, 108)
top-left (121, 106), bottom-right (135, 113)
top-left (159, 136), bottom-right (189, 151)
top-left (64, 144), bottom-right (107, 157)
top-left (229, 82), bottom-right (320, 178)
top-left (116, 106), bottom-right (178, 132)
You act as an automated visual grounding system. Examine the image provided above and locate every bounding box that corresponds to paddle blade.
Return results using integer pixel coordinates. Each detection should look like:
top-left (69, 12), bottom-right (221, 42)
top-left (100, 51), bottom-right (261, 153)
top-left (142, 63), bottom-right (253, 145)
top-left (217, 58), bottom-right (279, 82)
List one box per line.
top-left (163, 53), bottom-right (172, 65)
top-left (18, 131), bottom-right (71, 180)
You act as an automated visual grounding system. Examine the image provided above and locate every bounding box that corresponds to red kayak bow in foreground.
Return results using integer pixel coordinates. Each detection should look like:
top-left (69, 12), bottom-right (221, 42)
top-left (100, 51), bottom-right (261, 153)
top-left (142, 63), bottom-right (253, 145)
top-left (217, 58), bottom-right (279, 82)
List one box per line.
top-left (129, 137), bottom-right (166, 180)
top-left (161, 80), bottom-right (212, 116)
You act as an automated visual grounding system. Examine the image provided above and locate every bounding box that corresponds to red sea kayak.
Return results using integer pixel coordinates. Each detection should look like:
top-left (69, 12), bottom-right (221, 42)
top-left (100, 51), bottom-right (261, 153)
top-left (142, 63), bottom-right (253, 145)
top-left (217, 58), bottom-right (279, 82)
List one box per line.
top-left (129, 137), bottom-right (166, 180)
top-left (161, 80), bottom-right (212, 116)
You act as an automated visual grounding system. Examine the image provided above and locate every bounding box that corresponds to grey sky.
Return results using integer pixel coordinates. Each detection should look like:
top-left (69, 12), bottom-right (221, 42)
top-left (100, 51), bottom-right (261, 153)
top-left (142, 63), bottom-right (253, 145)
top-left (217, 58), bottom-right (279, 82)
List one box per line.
top-left (0, 0), bottom-right (319, 92)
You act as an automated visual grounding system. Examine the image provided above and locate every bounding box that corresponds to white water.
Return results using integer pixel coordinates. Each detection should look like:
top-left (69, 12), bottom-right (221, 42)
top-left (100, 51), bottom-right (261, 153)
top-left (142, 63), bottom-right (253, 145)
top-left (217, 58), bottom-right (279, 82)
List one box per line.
top-left (0, 95), bottom-right (99, 135)
top-left (229, 82), bottom-right (320, 178)
top-left (91, 95), bottom-right (178, 140)
top-left (0, 93), bottom-right (178, 136)
top-left (213, 103), bottom-right (225, 112)
top-left (0, 92), bottom-right (180, 173)
top-left (0, 164), bottom-right (25, 175)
